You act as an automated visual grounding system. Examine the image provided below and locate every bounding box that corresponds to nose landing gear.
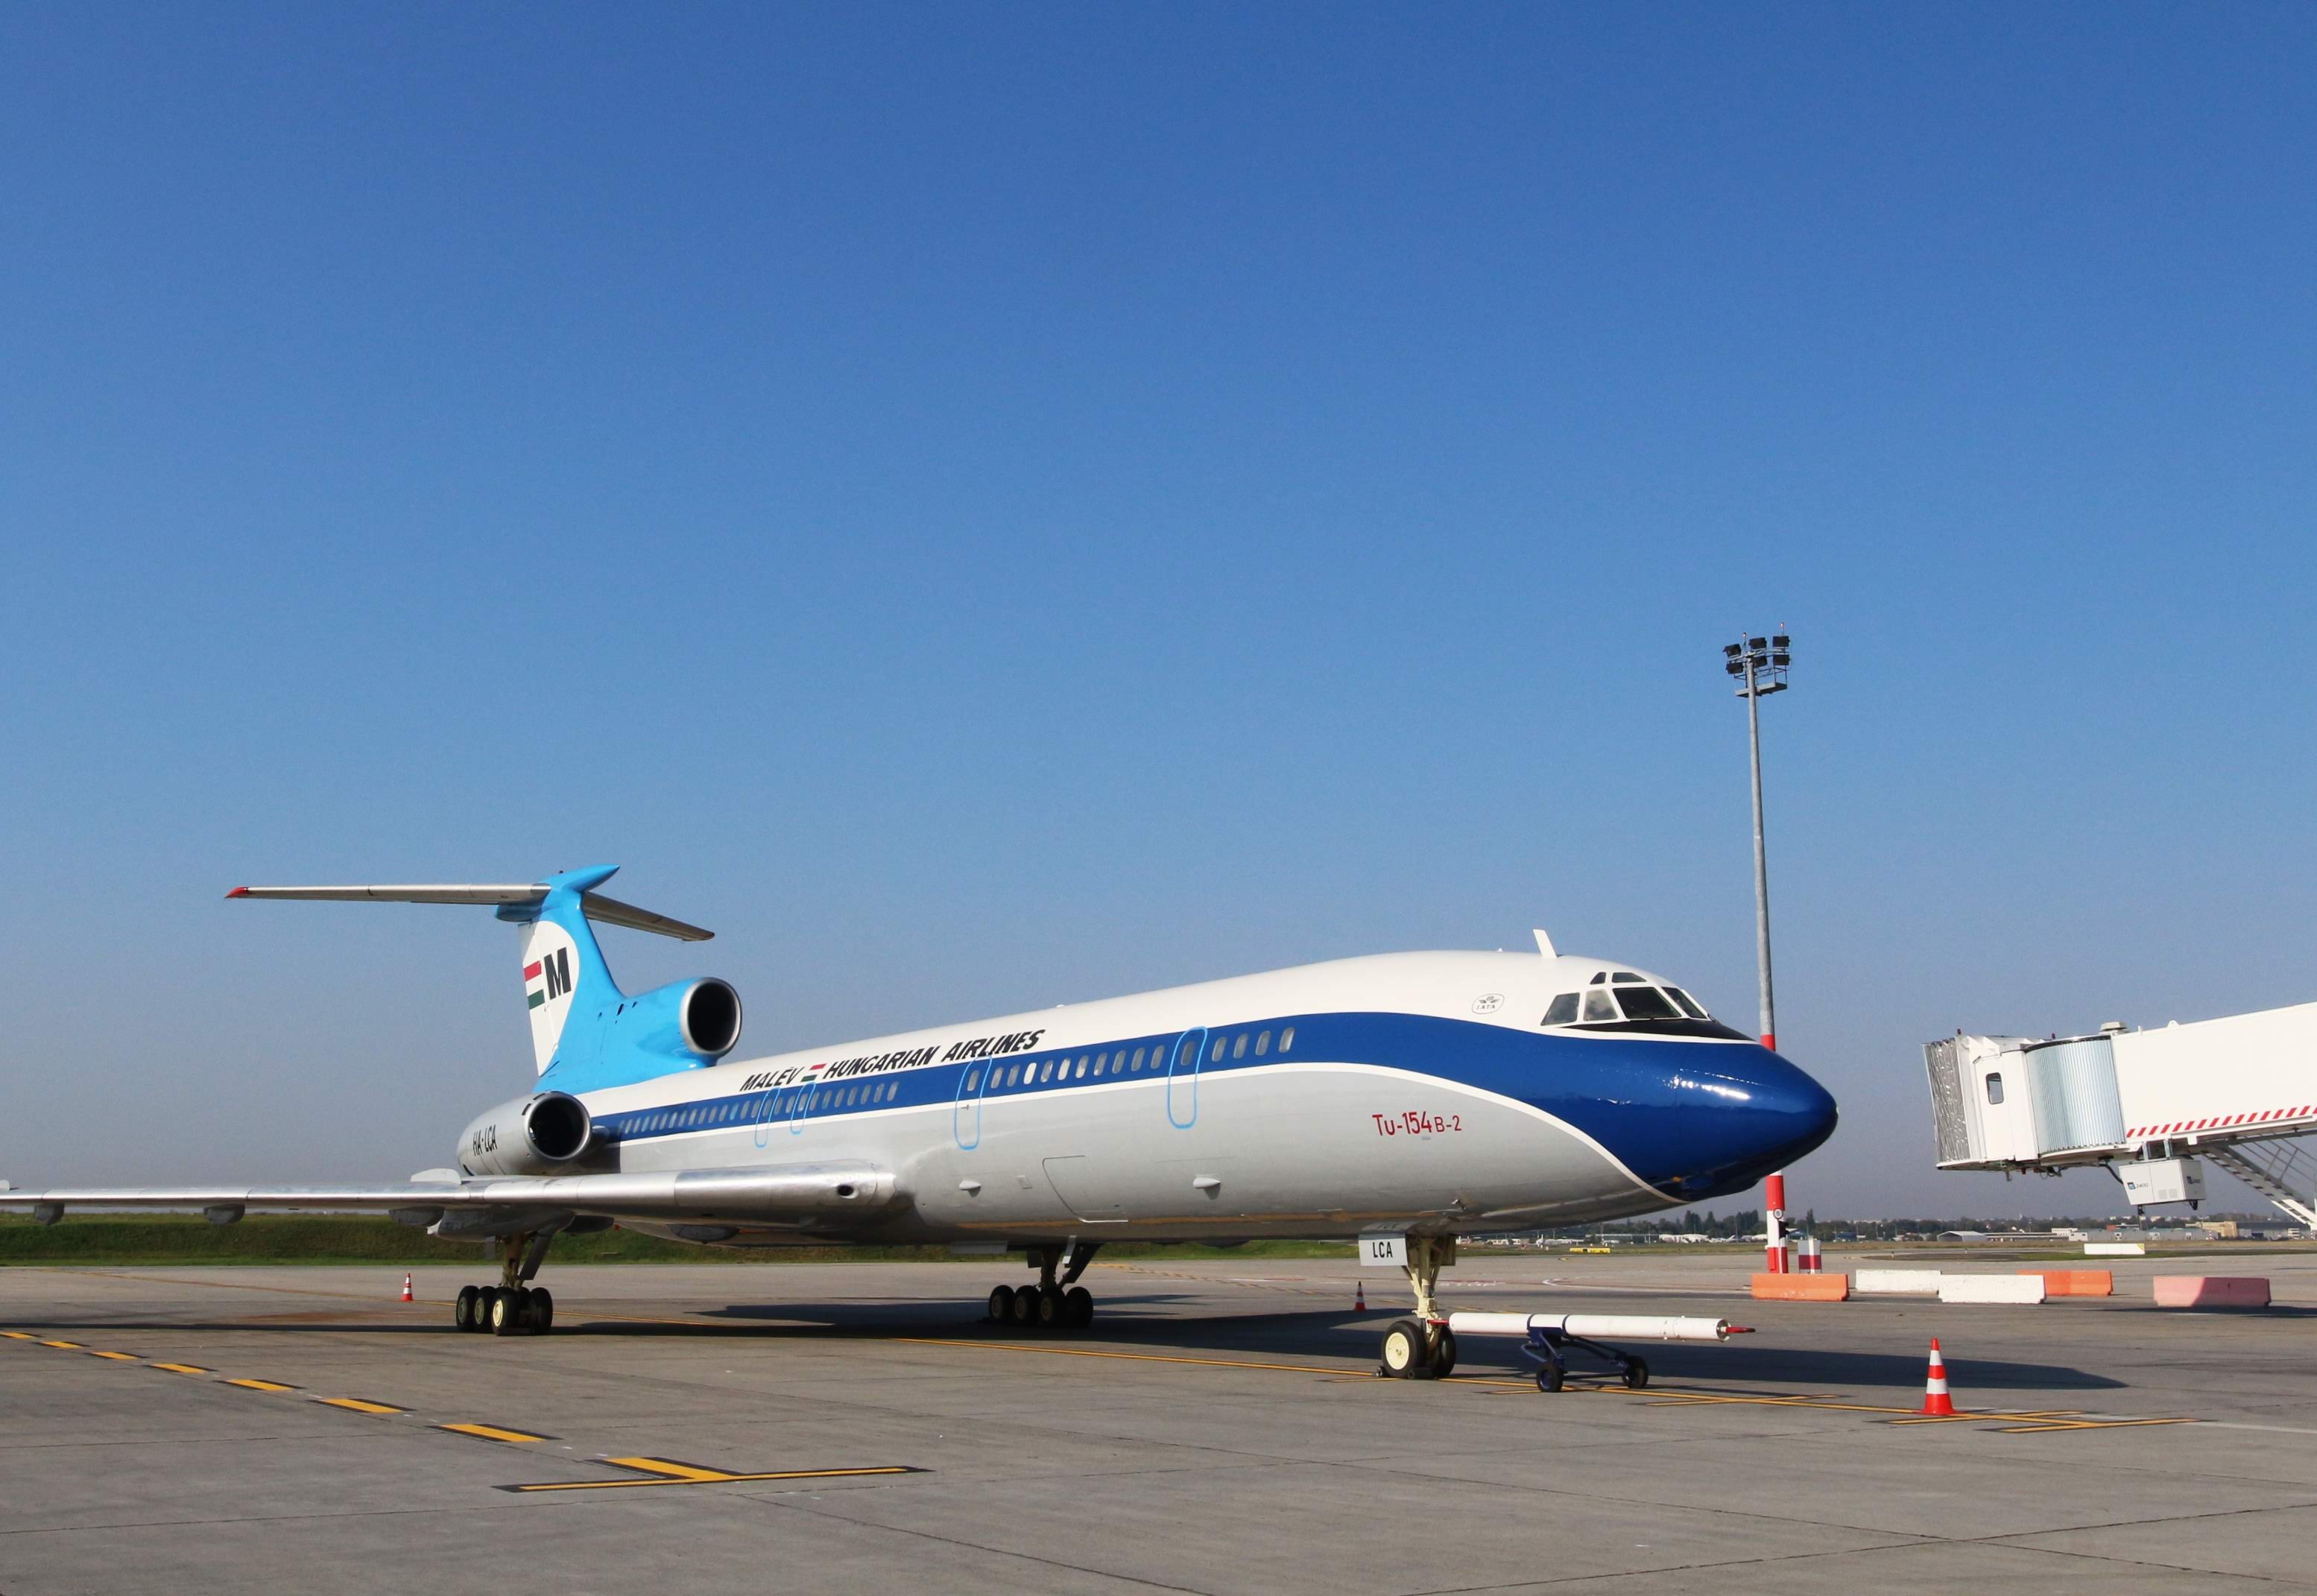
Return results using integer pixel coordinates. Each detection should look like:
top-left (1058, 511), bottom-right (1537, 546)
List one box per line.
top-left (1377, 1318), bottom-right (1458, 1378)
top-left (1376, 1235), bottom-right (1460, 1378)
top-left (984, 1241), bottom-right (1100, 1331)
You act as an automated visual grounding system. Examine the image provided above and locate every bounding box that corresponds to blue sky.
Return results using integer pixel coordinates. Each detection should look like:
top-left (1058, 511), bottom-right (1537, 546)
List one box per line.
top-left (4, 6), bottom-right (2313, 1216)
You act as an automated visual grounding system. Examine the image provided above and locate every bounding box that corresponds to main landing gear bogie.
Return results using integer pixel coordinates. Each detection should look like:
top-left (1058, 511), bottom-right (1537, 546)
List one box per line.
top-left (451, 1231), bottom-right (561, 1337)
top-left (986, 1242), bottom-right (1100, 1332)
top-left (453, 1282), bottom-right (554, 1336)
top-left (986, 1282), bottom-right (1094, 1331)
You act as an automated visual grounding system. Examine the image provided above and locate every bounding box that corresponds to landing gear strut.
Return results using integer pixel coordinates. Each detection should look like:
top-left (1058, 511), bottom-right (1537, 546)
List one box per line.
top-left (985, 1241), bottom-right (1099, 1331)
top-left (1376, 1235), bottom-right (1458, 1378)
top-left (452, 1230), bottom-right (557, 1337)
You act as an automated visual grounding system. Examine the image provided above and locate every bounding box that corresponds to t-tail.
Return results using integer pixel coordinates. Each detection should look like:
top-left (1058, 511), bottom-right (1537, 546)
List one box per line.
top-left (226, 865), bottom-right (742, 1091)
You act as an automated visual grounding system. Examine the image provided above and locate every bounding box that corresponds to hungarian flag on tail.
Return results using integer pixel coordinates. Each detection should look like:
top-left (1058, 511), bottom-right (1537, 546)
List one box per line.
top-left (525, 948), bottom-right (573, 1009)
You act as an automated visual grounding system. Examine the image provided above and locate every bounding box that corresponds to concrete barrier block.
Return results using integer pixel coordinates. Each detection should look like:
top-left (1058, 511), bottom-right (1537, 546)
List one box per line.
top-left (1750, 1273), bottom-right (1849, 1301)
top-left (1855, 1269), bottom-right (1943, 1295)
top-left (1938, 1274), bottom-right (2046, 1304)
top-left (2152, 1276), bottom-right (2270, 1308)
top-left (2085, 1241), bottom-right (2146, 1256)
top-left (2023, 1269), bottom-right (2114, 1297)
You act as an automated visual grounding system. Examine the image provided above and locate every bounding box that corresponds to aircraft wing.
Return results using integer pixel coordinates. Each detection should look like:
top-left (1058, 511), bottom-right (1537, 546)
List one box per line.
top-left (0, 1164), bottom-right (896, 1227)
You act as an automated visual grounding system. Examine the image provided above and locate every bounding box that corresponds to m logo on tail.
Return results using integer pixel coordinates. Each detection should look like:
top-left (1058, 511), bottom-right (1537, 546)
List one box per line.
top-left (525, 949), bottom-right (573, 1009)
top-left (520, 921), bottom-right (585, 1073)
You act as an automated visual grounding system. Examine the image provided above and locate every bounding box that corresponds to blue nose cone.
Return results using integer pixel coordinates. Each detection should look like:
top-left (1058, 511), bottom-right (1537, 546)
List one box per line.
top-left (1739, 1049), bottom-right (1840, 1175)
top-left (1575, 1045), bottom-right (1839, 1204)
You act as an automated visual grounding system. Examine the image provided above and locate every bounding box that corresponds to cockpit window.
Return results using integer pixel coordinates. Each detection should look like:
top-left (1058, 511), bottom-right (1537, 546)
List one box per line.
top-left (1542, 992), bottom-right (1579, 1026)
top-left (1611, 985), bottom-right (1684, 1021)
top-left (1611, 972), bottom-right (1646, 984)
top-left (1581, 989), bottom-right (1616, 1022)
top-left (1666, 987), bottom-right (1708, 1019)
top-left (1588, 971), bottom-right (1607, 985)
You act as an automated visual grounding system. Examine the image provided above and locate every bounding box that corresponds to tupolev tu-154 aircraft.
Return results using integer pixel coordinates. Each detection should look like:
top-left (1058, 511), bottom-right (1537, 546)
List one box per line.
top-left (3, 866), bottom-right (1836, 1377)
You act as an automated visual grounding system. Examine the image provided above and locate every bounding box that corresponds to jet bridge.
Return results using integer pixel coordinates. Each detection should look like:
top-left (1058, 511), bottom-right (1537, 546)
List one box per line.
top-left (1924, 999), bottom-right (2317, 1229)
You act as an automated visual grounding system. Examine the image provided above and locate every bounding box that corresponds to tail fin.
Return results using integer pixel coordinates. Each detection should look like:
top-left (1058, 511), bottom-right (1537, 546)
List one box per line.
top-left (510, 866), bottom-right (627, 1073)
top-left (227, 865), bottom-right (718, 1074)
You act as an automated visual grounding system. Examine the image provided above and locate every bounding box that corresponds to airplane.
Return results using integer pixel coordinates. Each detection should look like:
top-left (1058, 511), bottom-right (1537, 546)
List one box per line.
top-left (3, 865), bottom-right (1838, 1378)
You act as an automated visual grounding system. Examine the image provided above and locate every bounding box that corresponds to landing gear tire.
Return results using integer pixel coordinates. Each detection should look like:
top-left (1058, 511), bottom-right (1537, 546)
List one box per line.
top-left (987, 1285), bottom-right (1016, 1323)
top-left (1429, 1326), bottom-right (1458, 1378)
top-left (1034, 1286), bottom-right (1063, 1329)
top-left (1535, 1364), bottom-right (1565, 1393)
top-left (453, 1285), bottom-right (481, 1332)
top-left (1621, 1355), bottom-right (1648, 1390)
top-left (1380, 1318), bottom-right (1429, 1378)
top-left (489, 1288), bottom-right (524, 1337)
top-left (1063, 1286), bottom-right (1093, 1329)
top-left (532, 1286), bottom-right (554, 1334)
top-left (1007, 1285), bottom-right (1037, 1327)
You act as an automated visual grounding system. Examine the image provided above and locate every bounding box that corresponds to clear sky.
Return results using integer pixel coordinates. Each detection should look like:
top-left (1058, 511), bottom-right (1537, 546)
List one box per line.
top-left (4, 7), bottom-right (2313, 1217)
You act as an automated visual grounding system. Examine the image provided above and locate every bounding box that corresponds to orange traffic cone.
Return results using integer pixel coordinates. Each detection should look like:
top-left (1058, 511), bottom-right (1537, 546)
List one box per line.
top-left (1353, 1281), bottom-right (1367, 1313)
top-left (400, 1273), bottom-right (414, 1303)
top-left (1920, 1337), bottom-right (1956, 1416)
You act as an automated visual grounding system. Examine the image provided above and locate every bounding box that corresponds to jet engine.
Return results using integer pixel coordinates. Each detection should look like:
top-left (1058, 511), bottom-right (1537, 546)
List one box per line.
top-left (458, 1090), bottom-right (599, 1177)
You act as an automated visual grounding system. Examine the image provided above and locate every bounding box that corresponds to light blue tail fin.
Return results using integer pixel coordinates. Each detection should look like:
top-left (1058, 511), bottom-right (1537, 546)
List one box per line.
top-left (502, 865), bottom-right (628, 1074)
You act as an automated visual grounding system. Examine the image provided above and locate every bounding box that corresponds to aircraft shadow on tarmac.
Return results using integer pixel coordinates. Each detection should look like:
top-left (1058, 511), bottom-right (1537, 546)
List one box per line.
top-left (675, 1300), bottom-right (2131, 1390)
top-left (45, 1296), bottom-right (2283, 1390)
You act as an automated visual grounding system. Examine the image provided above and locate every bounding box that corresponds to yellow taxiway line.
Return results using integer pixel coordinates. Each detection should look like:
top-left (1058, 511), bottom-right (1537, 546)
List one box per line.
top-left (511, 1460), bottom-right (920, 1493)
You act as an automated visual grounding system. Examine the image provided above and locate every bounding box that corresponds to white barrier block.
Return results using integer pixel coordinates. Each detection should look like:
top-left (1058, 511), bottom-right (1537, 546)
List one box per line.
top-left (1938, 1274), bottom-right (2046, 1304)
top-left (2085, 1241), bottom-right (2146, 1256)
top-left (1854, 1269), bottom-right (1943, 1295)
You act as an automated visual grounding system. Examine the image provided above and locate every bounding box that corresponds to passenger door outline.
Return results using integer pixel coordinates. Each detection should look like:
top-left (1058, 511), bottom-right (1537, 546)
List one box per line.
top-left (953, 1059), bottom-right (988, 1150)
top-left (1166, 1027), bottom-right (1207, 1130)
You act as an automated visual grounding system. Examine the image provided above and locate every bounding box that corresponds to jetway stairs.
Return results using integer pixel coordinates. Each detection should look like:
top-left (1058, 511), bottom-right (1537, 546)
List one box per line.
top-left (1926, 997), bottom-right (2317, 1228)
top-left (2205, 1140), bottom-right (2317, 1231)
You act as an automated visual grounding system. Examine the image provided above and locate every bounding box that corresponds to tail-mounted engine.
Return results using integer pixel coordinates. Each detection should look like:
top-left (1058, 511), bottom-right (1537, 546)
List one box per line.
top-left (542, 975), bottom-right (744, 1091)
top-left (458, 1090), bottom-right (600, 1177)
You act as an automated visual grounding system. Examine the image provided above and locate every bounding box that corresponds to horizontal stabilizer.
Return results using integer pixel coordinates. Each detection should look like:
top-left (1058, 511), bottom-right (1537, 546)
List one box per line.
top-left (577, 893), bottom-right (715, 942)
top-left (227, 880), bottom-right (712, 941)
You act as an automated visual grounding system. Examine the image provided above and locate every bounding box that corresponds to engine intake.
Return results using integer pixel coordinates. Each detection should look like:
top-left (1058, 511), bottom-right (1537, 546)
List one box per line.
top-left (458, 1091), bottom-right (598, 1177)
top-left (680, 978), bottom-right (742, 1057)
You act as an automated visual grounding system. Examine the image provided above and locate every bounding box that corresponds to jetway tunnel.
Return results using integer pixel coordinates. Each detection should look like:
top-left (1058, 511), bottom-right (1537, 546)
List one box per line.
top-left (1925, 999), bottom-right (2317, 1229)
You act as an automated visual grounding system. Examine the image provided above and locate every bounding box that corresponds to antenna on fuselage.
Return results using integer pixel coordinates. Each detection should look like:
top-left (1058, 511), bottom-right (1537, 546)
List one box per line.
top-left (1533, 928), bottom-right (1556, 958)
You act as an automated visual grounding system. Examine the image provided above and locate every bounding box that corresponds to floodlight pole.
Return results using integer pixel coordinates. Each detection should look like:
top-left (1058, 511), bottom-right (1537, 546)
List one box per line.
top-left (1725, 633), bottom-right (1790, 1273)
top-left (1743, 655), bottom-right (1777, 1053)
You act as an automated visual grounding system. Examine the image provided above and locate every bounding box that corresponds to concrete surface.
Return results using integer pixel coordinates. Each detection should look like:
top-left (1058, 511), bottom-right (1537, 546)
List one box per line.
top-left (3, 1249), bottom-right (2314, 1594)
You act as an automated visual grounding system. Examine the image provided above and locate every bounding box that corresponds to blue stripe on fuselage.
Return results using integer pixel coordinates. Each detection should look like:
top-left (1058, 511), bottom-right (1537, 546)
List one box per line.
top-left (587, 1011), bottom-right (1835, 1206)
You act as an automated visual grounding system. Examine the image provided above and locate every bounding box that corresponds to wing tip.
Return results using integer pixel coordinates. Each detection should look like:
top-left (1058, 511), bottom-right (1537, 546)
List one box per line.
top-left (225, 886), bottom-right (250, 899)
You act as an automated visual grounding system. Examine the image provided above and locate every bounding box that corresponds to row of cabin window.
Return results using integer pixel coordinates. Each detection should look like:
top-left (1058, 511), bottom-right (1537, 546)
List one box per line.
top-left (621, 1077), bottom-right (906, 1135)
top-left (964, 1027), bottom-right (1297, 1095)
top-left (621, 1025), bottom-right (1314, 1129)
